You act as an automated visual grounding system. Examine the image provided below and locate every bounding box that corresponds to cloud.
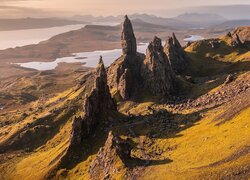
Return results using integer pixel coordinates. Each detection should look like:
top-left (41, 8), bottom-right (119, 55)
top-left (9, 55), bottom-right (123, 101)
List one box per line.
top-left (0, 4), bottom-right (48, 18)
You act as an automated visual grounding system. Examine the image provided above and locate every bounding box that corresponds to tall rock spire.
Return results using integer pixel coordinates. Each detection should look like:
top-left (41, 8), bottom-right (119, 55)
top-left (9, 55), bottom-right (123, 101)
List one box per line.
top-left (108, 15), bottom-right (144, 101)
top-left (141, 36), bottom-right (175, 96)
top-left (164, 33), bottom-right (187, 74)
top-left (121, 15), bottom-right (137, 55)
top-left (70, 57), bottom-right (116, 146)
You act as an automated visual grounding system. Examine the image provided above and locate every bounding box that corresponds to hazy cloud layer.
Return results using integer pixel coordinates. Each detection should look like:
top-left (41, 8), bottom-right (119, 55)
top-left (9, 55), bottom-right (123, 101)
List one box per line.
top-left (1, 0), bottom-right (250, 18)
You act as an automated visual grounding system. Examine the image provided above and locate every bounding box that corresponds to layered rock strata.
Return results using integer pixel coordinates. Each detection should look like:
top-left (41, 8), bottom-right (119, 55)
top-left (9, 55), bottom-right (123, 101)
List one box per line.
top-left (141, 36), bottom-right (175, 96)
top-left (164, 33), bottom-right (187, 74)
top-left (108, 15), bottom-right (144, 100)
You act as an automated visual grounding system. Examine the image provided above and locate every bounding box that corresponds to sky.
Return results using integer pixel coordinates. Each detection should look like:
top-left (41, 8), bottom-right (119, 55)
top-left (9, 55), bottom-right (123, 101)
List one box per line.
top-left (1, 0), bottom-right (250, 18)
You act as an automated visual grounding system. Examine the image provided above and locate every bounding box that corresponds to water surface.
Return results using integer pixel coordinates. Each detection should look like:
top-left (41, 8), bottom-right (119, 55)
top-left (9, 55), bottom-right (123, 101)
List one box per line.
top-left (16, 43), bottom-right (148, 70)
top-left (184, 35), bottom-right (204, 42)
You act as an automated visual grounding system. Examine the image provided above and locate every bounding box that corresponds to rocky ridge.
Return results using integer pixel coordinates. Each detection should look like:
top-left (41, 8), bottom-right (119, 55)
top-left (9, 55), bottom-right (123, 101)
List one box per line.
top-left (70, 57), bottom-right (117, 146)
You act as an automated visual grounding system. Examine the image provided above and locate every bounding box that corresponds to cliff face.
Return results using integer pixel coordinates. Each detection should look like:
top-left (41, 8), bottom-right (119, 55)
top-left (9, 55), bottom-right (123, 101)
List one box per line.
top-left (164, 33), bottom-right (188, 74)
top-left (141, 36), bottom-right (175, 96)
top-left (70, 57), bottom-right (116, 146)
top-left (108, 16), bottom-right (144, 100)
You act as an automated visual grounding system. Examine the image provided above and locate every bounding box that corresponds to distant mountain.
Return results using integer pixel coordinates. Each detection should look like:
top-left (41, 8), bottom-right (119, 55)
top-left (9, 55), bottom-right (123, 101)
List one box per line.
top-left (72, 14), bottom-right (121, 22)
top-left (72, 13), bottom-right (233, 29)
top-left (212, 20), bottom-right (250, 29)
top-left (186, 5), bottom-right (250, 20)
top-left (175, 13), bottom-right (227, 27)
top-left (72, 13), bottom-right (192, 29)
top-left (0, 18), bottom-right (86, 31)
top-left (128, 14), bottom-right (192, 29)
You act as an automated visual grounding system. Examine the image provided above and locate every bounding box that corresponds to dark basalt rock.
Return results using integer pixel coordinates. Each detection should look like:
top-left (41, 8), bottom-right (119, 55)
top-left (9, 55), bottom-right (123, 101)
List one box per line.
top-left (108, 16), bottom-right (144, 100)
top-left (164, 33), bottom-right (188, 74)
top-left (226, 32), bottom-right (232, 38)
top-left (121, 15), bottom-right (137, 55)
top-left (141, 36), bottom-right (175, 96)
top-left (70, 57), bottom-right (116, 146)
top-left (108, 54), bottom-right (144, 100)
top-left (108, 16), bottom-right (178, 100)
top-left (89, 131), bottom-right (132, 179)
top-left (210, 39), bottom-right (221, 49)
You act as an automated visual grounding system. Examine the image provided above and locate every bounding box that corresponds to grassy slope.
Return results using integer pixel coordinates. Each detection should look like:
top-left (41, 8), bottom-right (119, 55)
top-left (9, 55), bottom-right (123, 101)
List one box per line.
top-left (60, 73), bottom-right (250, 180)
top-left (1, 75), bottom-right (249, 179)
top-left (142, 104), bottom-right (250, 179)
top-left (0, 31), bottom-right (250, 179)
top-left (0, 83), bottom-right (88, 179)
top-left (185, 34), bottom-right (250, 62)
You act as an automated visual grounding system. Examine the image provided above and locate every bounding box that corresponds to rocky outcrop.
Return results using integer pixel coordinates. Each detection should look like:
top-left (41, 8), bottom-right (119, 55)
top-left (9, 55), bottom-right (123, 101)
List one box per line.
top-left (231, 33), bottom-right (244, 48)
top-left (141, 36), bottom-right (175, 96)
top-left (232, 26), bottom-right (250, 44)
top-left (121, 15), bottom-right (137, 55)
top-left (70, 57), bottom-right (116, 146)
top-left (108, 16), bottom-right (144, 100)
top-left (226, 27), bottom-right (250, 47)
top-left (164, 33), bottom-right (187, 74)
top-left (108, 16), bottom-right (178, 100)
top-left (89, 131), bottom-right (132, 179)
top-left (209, 39), bottom-right (221, 49)
top-left (107, 54), bottom-right (144, 100)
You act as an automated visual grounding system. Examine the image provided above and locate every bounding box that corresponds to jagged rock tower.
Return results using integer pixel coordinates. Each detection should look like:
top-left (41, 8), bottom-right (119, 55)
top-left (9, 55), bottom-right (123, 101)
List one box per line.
top-left (108, 15), bottom-right (144, 100)
top-left (121, 15), bottom-right (137, 55)
top-left (70, 57), bottom-right (116, 146)
top-left (164, 33), bottom-right (188, 74)
top-left (141, 36), bottom-right (175, 96)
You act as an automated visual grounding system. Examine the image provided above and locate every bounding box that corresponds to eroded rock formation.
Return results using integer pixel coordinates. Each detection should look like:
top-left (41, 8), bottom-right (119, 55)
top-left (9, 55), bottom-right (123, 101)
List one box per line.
top-left (121, 15), bottom-right (137, 55)
top-left (108, 16), bottom-right (144, 100)
top-left (70, 57), bottom-right (116, 146)
top-left (231, 33), bottom-right (244, 47)
top-left (89, 131), bottom-right (132, 179)
top-left (232, 26), bottom-right (250, 44)
top-left (141, 36), bottom-right (175, 96)
top-left (164, 33), bottom-right (187, 74)
top-left (108, 16), bottom-right (178, 100)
